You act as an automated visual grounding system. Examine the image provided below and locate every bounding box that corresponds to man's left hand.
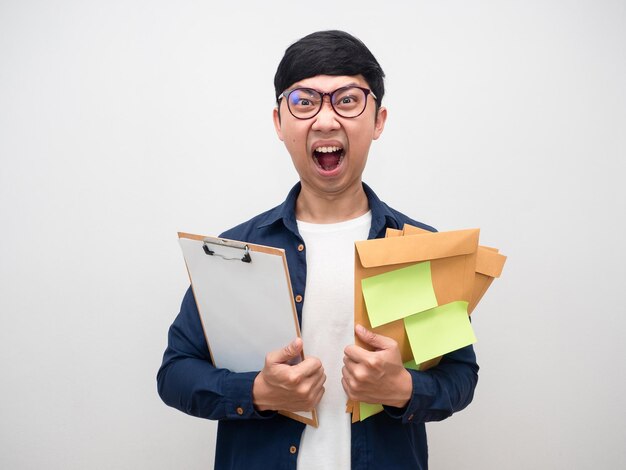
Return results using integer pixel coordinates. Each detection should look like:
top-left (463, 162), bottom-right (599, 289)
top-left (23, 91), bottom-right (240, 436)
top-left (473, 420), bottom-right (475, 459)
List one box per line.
top-left (341, 324), bottom-right (413, 408)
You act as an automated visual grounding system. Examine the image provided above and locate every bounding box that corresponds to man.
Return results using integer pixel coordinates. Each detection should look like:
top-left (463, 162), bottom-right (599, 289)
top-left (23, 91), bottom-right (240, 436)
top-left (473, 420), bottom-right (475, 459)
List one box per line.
top-left (158, 30), bottom-right (478, 470)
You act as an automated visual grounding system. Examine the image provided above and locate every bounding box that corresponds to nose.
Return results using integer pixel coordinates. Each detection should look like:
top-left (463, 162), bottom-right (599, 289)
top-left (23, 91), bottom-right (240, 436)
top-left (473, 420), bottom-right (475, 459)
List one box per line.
top-left (311, 97), bottom-right (341, 132)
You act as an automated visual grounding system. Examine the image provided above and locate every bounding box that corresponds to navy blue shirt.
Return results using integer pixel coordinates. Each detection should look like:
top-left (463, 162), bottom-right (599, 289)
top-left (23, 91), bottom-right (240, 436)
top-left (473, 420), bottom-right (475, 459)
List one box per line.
top-left (157, 182), bottom-right (479, 470)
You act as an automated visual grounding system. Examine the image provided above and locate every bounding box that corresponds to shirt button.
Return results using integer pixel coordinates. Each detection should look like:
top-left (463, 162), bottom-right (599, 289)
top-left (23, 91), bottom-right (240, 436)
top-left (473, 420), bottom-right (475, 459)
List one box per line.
top-left (297, 244), bottom-right (304, 252)
top-left (236, 407), bottom-right (244, 416)
top-left (295, 295), bottom-right (303, 303)
top-left (289, 445), bottom-right (297, 454)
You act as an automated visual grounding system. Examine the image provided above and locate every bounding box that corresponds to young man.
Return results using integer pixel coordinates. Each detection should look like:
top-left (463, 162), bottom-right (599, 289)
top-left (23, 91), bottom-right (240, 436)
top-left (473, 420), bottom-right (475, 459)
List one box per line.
top-left (158, 30), bottom-right (478, 470)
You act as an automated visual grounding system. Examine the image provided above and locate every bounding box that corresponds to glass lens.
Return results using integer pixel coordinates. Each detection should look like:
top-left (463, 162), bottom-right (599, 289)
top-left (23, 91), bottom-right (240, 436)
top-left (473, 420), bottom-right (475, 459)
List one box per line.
top-left (332, 87), bottom-right (367, 117)
top-left (287, 88), bottom-right (322, 118)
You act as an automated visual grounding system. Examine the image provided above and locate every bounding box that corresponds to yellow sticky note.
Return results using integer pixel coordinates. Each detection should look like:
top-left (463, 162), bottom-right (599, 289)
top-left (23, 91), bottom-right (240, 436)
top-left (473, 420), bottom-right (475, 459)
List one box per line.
top-left (404, 301), bottom-right (476, 365)
top-left (361, 262), bottom-right (438, 328)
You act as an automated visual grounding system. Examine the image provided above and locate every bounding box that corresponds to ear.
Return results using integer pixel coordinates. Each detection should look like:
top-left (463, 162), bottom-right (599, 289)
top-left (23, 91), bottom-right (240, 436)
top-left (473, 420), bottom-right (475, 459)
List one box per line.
top-left (273, 107), bottom-right (284, 141)
top-left (373, 106), bottom-right (387, 140)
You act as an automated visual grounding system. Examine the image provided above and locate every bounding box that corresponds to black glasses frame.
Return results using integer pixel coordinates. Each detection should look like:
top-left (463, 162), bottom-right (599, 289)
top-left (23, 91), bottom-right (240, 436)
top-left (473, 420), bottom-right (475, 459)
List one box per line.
top-left (280, 86), bottom-right (377, 120)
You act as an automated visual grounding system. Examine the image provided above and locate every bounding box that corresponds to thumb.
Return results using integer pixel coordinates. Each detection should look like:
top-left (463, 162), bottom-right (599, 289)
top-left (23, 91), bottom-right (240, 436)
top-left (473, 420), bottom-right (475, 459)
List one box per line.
top-left (271, 337), bottom-right (303, 364)
top-left (355, 324), bottom-right (395, 351)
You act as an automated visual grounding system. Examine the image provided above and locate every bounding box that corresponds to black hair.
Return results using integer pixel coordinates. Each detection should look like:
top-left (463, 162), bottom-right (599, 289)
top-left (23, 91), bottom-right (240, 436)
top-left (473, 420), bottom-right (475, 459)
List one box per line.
top-left (274, 30), bottom-right (385, 109)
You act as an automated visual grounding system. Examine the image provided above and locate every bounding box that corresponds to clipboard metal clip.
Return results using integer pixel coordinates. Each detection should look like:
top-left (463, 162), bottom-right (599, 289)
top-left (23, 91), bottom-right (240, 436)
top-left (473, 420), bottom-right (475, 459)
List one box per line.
top-left (202, 238), bottom-right (252, 263)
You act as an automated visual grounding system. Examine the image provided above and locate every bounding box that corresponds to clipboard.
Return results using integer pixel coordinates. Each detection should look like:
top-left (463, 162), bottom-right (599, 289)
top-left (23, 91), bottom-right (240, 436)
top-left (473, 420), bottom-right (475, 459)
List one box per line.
top-left (178, 232), bottom-right (319, 427)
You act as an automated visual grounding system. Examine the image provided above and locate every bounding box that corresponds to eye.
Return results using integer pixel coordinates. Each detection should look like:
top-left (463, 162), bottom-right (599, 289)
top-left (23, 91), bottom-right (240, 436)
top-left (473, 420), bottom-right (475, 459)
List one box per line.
top-left (289, 89), bottom-right (319, 108)
top-left (334, 90), bottom-right (361, 109)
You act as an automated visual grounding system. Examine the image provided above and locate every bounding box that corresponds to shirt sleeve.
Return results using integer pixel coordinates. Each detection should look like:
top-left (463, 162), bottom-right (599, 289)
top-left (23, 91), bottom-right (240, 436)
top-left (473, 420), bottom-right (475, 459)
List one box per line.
top-left (156, 287), bottom-right (276, 421)
top-left (383, 344), bottom-right (479, 424)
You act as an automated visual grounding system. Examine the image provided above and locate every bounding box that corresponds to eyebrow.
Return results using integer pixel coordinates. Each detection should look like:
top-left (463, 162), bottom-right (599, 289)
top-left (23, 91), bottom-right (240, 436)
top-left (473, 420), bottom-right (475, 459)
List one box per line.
top-left (290, 81), bottom-right (361, 92)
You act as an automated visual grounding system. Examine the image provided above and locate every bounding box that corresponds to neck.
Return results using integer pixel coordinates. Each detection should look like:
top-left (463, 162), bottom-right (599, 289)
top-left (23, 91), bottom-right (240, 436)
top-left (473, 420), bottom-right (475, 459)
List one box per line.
top-left (295, 182), bottom-right (369, 223)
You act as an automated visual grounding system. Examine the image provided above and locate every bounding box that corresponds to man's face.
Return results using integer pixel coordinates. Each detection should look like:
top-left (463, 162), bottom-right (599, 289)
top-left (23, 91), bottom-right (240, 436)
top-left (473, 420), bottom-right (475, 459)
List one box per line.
top-left (273, 74), bottom-right (387, 198)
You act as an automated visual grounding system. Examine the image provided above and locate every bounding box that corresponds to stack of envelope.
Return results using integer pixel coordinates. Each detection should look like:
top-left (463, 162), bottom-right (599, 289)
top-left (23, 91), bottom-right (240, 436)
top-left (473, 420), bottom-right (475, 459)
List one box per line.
top-left (347, 225), bottom-right (507, 422)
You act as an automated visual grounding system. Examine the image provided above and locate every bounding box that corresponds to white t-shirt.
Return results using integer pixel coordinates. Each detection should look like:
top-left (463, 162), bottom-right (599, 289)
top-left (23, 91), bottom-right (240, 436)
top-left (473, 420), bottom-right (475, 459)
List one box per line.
top-left (296, 211), bottom-right (372, 470)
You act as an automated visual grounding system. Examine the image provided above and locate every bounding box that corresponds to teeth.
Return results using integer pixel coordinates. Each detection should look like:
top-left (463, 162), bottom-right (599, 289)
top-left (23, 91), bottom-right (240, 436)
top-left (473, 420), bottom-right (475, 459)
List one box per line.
top-left (314, 146), bottom-right (342, 153)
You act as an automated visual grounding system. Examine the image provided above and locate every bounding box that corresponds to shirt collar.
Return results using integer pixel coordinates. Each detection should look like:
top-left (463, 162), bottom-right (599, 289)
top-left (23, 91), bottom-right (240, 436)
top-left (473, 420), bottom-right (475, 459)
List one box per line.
top-left (256, 182), bottom-right (402, 239)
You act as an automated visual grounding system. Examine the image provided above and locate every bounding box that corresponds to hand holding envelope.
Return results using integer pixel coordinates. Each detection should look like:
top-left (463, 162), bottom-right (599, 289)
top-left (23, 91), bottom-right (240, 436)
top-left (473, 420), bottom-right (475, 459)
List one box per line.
top-left (348, 225), bottom-right (507, 422)
top-left (341, 324), bottom-right (413, 408)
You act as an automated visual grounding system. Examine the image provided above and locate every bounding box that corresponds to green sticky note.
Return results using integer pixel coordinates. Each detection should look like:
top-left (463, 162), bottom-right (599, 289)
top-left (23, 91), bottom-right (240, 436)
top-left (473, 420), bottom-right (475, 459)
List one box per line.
top-left (359, 402), bottom-right (384, 421)
top-left (361, 262), bottom-right (438, 328)
top-left (404, 301), bottom-right (476, 365)
top-left (359, 360), bottom-right (421, 421)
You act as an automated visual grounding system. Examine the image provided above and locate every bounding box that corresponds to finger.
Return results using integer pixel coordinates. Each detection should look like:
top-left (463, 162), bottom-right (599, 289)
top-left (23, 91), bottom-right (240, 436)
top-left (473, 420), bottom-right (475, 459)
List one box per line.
top-left (311, 385), bottom-right (325, 408)
top-left (319, 371), bottom-right (327, 387)
top-left (267, 337), bottom-right (303, 365)
top-left (341, 377), bottom-right (354, 400)
top-left (343, 343), bottom-right (369, 363)
top-left (341, 364), bottom-right (356, 387)
top-left (293, 356), bottom-right (323, 378)
top-left (299, 375), bottom-right (326, 410)
top-left (342, 354), bottom-right (361, 373)
top-left (310, 372), bottom-right (326, 394)
top-left (341, 364), bottom-right (349, 381)
top-left (355, 324), bottom-right (396, 351)
top-left (306, 370), bottom-right (326, 391)
top-left (342, 371), bottom-right (374, 403)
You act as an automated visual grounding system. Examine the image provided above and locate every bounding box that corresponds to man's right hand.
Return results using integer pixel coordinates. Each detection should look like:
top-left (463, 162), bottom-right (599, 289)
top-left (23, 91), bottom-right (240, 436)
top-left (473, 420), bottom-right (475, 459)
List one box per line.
top-left (252, 338), bottom-right (326, 412)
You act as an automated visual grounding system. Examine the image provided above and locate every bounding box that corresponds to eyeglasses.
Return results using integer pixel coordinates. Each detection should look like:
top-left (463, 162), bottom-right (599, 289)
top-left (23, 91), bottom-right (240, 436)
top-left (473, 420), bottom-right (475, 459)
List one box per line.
top-left (279, 86), bottom-right (377, 120)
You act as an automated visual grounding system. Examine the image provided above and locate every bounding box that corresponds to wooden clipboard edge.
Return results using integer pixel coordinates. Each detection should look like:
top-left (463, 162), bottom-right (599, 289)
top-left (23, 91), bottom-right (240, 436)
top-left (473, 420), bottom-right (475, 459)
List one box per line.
top-left (279, 409), bottom-right (319, 427)
top-left (178, 232), bottom-right (319, 427)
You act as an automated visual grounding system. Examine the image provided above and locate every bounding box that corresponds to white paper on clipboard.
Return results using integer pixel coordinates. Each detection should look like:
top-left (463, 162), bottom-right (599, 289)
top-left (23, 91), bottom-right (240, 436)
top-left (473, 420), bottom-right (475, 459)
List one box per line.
top-left (178, 232), bottom-right (318, 427)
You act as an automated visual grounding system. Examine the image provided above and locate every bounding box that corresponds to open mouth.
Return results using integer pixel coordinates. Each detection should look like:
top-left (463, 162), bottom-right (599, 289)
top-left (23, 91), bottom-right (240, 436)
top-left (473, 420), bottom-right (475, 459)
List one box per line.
top-left (312, 145), bottom-right (345, 171)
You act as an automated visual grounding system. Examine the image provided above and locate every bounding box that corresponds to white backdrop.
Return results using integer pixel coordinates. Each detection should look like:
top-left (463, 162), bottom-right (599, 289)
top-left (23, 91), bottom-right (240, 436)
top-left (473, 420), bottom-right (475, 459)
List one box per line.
top-left (1, 1), bottom-right (625, 468)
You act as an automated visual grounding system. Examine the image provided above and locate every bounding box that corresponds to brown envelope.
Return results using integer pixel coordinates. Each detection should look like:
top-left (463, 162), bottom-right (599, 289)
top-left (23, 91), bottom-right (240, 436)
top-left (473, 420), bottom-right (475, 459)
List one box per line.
top-left (350, 228), bottom-right (480, 422)
top-left (470, 246), bottom-right (506, 314)
top-left (354, 228), bottom-right (480, 359)
top-left (395, 225), bottom-right (506, 376)
top-left (384, 227), bottom-right (403, 237)
top-left (401, 225), bottom-right (506, 314)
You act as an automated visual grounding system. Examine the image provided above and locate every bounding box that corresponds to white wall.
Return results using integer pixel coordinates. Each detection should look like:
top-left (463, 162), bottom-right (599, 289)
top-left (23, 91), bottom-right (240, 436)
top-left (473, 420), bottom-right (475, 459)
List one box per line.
top-left (1, 1), bottom-right (625, 468)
